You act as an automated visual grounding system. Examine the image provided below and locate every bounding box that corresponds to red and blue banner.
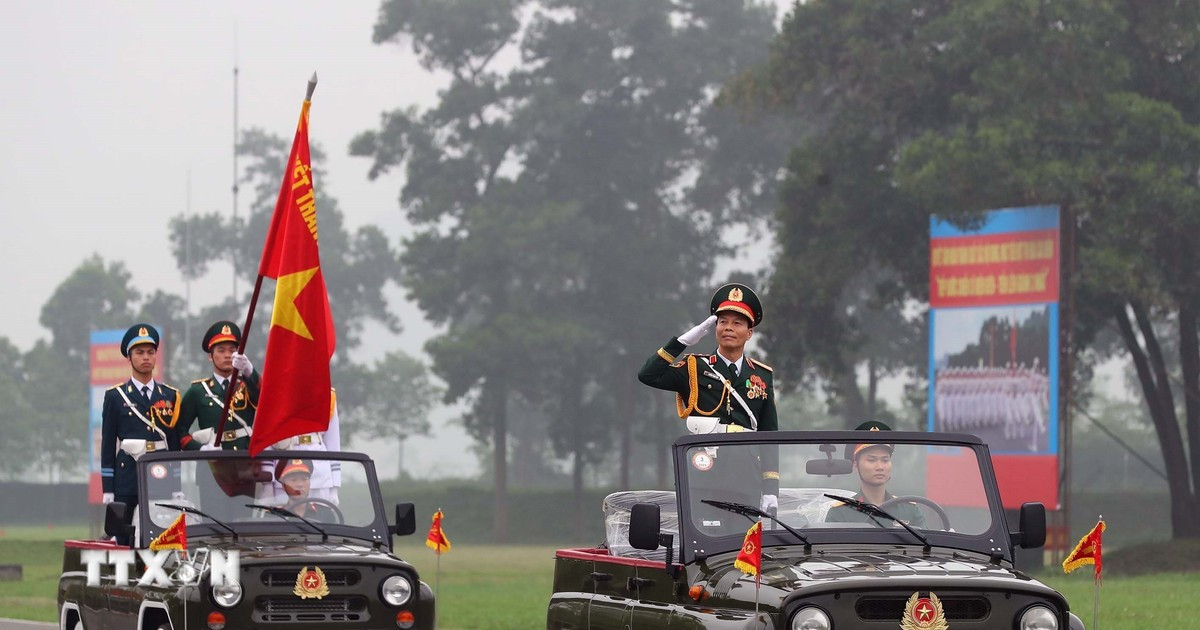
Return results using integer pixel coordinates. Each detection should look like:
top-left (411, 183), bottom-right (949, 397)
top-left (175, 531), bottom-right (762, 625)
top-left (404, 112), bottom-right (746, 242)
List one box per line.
top-left (928, 206), bottom-right (1060, 509)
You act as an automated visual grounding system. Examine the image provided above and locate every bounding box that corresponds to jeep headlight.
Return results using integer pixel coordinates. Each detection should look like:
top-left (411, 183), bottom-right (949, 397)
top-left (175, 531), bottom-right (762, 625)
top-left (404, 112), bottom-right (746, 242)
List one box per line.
top-left (381, 574), bottom-right (413, 607)
top-left (211, 581), bottom-right (242, 608)
top-left (1019, 605), bottom-right (1058, 630)
top-left (792, 606), bottom-right (831, 630)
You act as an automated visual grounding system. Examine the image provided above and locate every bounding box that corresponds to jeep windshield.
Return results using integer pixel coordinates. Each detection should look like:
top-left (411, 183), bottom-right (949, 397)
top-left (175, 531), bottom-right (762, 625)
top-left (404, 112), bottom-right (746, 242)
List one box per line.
top-left (678, 431), bottom-right (1005, 560)
top-left (139, 450), bottom-right (388, 545)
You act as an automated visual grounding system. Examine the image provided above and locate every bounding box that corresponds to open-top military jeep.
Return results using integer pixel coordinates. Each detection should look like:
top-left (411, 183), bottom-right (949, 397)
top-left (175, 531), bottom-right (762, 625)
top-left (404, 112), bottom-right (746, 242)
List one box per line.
top-left (59, 450), bottom-right (434, 630)
top-left (549, 430), bottom-right (1083, 629)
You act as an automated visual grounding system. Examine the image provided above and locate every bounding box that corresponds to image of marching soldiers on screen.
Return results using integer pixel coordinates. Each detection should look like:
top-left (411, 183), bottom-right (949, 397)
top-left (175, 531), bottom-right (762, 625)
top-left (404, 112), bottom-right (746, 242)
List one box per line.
top-left (933, 308), bottom-right (1051, 453)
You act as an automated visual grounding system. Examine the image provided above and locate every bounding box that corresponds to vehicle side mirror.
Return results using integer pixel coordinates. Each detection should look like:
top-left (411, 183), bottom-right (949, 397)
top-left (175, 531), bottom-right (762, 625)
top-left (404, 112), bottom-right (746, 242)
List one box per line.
top-left (806, 458), bottom-right (853, 476)
top-left (104, 502), bottom-right (133, 539)
top-left (391, 503), bottom-right (416, 536)
top-left (1012, 502), bottom-right (1046, 549)
top-left (629, 503), bottom-right (661, 551)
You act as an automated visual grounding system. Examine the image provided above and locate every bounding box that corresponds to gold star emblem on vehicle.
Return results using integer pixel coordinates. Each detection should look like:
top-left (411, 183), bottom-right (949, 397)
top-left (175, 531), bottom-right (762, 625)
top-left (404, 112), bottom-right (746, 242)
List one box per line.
top-left (901, 592), bottom-right (948, 629)
top-left (293, 566), bottom-right (330, 599)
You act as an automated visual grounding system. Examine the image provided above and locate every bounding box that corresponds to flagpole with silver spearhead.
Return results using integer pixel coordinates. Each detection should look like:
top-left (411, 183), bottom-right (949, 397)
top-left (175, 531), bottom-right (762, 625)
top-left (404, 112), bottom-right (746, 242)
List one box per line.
top-left (215, 72), bottom-right (317, 446)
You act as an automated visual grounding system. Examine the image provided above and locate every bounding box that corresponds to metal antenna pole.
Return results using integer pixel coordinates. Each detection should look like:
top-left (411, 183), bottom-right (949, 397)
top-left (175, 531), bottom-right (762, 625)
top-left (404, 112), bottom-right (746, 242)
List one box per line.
top-left (232, 26), bottom-right (240, 306)
top-left (184, 169), bottom-right (192, 357)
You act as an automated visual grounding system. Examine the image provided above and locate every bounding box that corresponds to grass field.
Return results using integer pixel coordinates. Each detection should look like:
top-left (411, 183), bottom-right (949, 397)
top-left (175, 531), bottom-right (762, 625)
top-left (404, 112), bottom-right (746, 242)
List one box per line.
top-left (2, 526), bottom-right (1197, 629)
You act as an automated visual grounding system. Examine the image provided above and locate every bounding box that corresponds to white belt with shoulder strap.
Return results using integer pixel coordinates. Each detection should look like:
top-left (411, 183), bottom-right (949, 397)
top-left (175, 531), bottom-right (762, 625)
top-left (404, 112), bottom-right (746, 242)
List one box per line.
top-left (686, 416), bottom-right (754, 435)
top-left (220, 427), bottom-right (251, 442)
top-left (688, 364), bottom-right (758, 433)
top-left (275, 433), bottom-right (324, 449)
top-left (119, 439), bottom-right (168, 460)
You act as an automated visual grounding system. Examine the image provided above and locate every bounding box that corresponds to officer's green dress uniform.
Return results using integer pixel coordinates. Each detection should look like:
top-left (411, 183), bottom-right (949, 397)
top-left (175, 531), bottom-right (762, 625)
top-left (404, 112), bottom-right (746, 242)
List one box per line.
top-left (638, 284), bottom-right (779, 496)
top-left (826, 421), bottom-right (926, 528)
top-left (825, 492), bottom-right (926, 528)
top-left (100, 325), bottom-right (182, 515)
top-left (178, 321), bottom-right (260, 451)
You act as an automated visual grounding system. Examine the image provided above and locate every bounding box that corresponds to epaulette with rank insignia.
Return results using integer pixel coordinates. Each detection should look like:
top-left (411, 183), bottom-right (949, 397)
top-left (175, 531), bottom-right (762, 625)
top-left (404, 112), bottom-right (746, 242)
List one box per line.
top-left (747, 357), bottom-right (772, 372)
top-left (191, 378), bottom-right (208, 384)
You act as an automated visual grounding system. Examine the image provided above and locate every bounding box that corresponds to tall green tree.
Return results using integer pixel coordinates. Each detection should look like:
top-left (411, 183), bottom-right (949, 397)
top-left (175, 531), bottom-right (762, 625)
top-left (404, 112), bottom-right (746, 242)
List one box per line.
top-left (0, 338), bottom-right (35, 479)
top-left (40, 255), bottom-right (139, 365)
top-left (740, 0), bottom-right (1200, 537)
top-left (338, 350), bottom-right (440, 479)
top-left (355, 0), bottom-right (778, 539)
top-left (168, 129), bottom-right (402, 363)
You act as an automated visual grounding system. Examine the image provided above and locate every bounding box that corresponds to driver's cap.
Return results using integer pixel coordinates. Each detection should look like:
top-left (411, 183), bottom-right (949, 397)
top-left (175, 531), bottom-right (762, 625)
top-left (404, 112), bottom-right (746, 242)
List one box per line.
top-left (276, 458), bottom-right (313, 480)
top-left (849, 420), bottom-right (893, 459)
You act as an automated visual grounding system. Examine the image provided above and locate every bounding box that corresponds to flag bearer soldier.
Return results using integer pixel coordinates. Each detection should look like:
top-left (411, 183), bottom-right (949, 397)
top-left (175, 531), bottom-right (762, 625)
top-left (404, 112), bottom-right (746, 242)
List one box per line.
top-left (638, 283), bottom-right (780, 513)
top-left (178, 321), bottom-right (259, 451)
top-left (101, 324), bottom-right (182, 543)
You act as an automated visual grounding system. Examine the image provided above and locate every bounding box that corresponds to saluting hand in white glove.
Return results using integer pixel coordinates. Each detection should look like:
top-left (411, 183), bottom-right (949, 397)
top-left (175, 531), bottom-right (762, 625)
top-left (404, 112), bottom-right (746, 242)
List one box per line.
top-left (678, 315), bottom-right (718, 346)
top-left (232, 352), bottom-right (254, 378)
top-left (760, 494), bottom-right (779, 513)
top-left (102, 492), bottom-right (115, 504)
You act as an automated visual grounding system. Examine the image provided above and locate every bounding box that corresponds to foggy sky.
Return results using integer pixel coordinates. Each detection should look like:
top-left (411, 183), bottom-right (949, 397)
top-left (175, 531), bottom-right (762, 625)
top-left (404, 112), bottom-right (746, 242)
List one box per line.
top-left (0, 0), bottom-right (477, 479)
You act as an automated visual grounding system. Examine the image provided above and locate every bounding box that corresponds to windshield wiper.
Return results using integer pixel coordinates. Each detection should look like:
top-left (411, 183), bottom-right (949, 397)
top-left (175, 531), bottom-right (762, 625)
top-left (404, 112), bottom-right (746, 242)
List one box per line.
top-left (701, 499), bottom-right (811, 552)
top-left (823, 494), bottom-right (930, 553)
top-left (246, 503), bottom-right (329, 543)
top-left (155, 502), bottom-right (238, 542)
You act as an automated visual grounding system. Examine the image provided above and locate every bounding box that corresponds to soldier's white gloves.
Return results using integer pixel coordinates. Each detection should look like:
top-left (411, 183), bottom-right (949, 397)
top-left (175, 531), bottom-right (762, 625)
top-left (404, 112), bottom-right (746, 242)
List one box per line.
top-left (119, 439), bottom-right (148, 460)
top-left (274, 438), bottom-right (294, 450)
top-left (678, 315), bottom-right (718, 346)
top-left (191, 428), bottom-right (216, 447)
top-left (760, 494), bottom-right (779, 512)
top-left (232, 352), bottom-right (254, 378)
top-left (199, 443), bottom-right (220, 452)
top-left (102, 492), bottom-right (115, 504)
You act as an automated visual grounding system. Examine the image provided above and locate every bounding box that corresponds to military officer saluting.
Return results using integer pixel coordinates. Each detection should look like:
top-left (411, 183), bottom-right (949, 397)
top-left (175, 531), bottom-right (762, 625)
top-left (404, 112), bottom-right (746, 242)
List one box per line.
top-left (101, 324), bottom-right (182, 540)
top-left (639, 283), bottom-right (779, 511)
top-left (826, 421), bottom-right (926, 527)
top-left (178, 321), bottom-right (260, 451)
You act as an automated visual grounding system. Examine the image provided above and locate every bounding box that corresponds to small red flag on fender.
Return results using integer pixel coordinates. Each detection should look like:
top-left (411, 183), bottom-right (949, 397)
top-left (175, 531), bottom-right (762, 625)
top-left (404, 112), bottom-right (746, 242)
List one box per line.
top-left (734, 521), bottom-right (762, 576)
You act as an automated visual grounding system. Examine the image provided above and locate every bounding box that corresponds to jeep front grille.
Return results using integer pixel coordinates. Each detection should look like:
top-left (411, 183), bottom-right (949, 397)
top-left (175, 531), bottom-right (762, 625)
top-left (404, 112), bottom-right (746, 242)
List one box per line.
top-left (253, 595), bottom-right (369, 623)
top-left (855, 596), bottom-right (990, 621)
top-left (260, 568), bottom-right (362, 587)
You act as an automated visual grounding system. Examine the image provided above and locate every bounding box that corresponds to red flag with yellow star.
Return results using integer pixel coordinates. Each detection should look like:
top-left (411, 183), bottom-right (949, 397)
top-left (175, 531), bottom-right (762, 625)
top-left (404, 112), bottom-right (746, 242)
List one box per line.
top-left (248, 93), bottom-right (336, 457)
top-left (733, 521), bottom-right (762, 576)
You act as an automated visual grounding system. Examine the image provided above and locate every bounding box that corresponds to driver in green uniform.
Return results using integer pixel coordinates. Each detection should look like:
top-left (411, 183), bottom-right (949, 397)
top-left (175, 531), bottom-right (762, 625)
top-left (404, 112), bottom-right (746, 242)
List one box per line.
top-left (277, 459), bottom-right (340, 522)
top-left (826, 421), bottom-right (926, 528)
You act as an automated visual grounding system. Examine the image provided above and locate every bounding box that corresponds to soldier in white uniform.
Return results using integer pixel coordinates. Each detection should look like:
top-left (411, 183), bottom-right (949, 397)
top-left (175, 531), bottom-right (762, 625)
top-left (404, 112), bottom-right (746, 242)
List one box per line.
top-left (260, 388), bottom-right (342, 504)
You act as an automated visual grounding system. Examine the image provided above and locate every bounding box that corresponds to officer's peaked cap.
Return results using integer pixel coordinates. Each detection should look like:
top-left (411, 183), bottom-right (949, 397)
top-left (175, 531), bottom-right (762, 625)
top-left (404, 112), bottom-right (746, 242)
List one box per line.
top-left (710, 283), bottom-right (763, 328)
top-left (121, 323), bottom-right (160, 357)
top-left (203, 320), bottom-right (241, 353)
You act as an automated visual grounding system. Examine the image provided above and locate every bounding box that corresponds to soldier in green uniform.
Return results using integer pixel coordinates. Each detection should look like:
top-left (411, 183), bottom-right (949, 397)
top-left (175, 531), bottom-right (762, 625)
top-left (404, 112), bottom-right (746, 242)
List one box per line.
top-left (639, 283), bottom-right (779, 513)
top-left (826, 421), bottom-right (926, 527)
top-left (177, 321), bottom-right (260, 451)
top-left (101, 323), bottom-right (182, 544)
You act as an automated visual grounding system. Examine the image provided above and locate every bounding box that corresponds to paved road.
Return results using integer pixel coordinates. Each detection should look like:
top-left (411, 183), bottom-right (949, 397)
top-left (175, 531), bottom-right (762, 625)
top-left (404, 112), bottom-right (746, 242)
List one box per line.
top-left (0, 619), bottom-right (53, 630)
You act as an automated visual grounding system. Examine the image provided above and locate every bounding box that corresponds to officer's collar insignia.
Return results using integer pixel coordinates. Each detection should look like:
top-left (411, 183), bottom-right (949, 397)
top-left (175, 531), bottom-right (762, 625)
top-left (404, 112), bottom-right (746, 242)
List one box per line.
top-left (901, 592), bottom-right (948, 630)
top-left (221, 324), bottom-right (232, 335)
top-left (728, 287), bottom-right (743, 302)
top-left (138, 327), bottom-right (148, 337)
top-left (293, 566), bottom-right (329, 599)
